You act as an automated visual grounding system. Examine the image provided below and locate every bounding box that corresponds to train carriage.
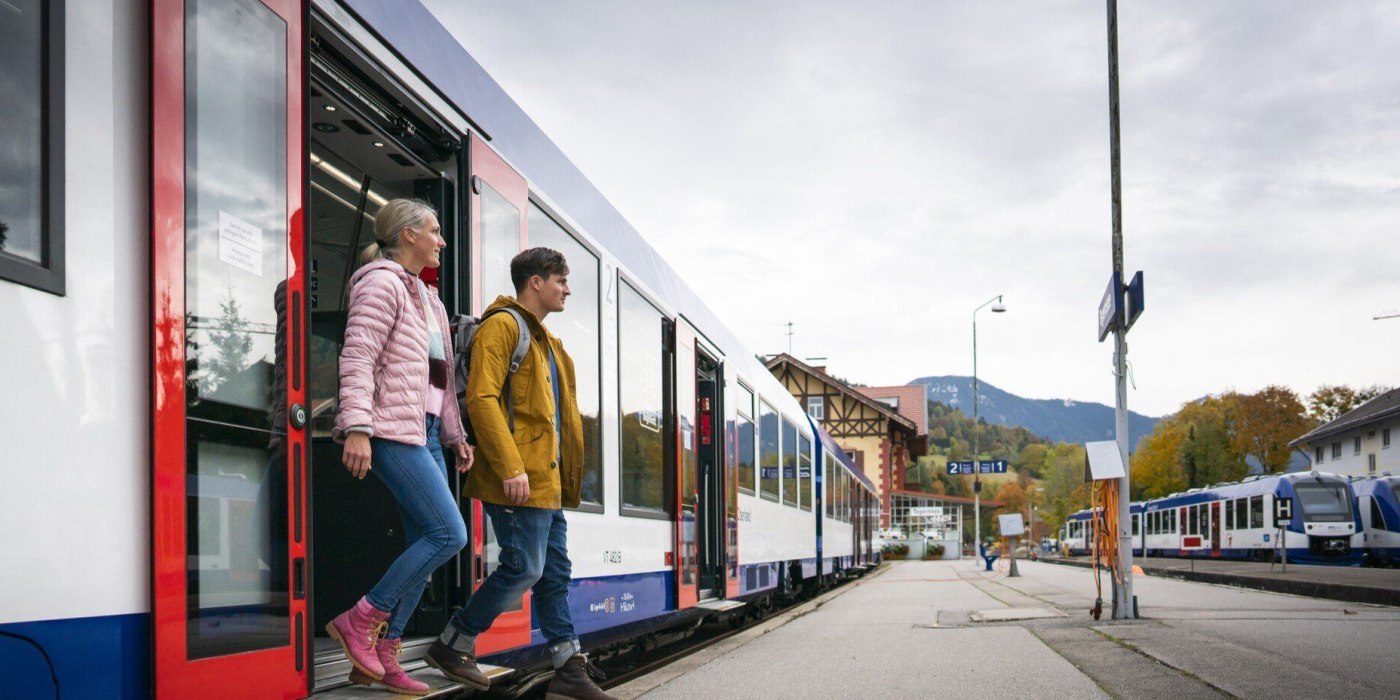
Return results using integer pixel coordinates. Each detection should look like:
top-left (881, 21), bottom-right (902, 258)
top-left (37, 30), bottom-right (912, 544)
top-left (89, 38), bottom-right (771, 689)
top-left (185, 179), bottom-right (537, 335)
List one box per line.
top-left (0, 1), bottom-right (880, 698)
top-left (1353, 475), bottom-right (1400, 566)
top-left (1068, 472), bottom-right (1363, 566)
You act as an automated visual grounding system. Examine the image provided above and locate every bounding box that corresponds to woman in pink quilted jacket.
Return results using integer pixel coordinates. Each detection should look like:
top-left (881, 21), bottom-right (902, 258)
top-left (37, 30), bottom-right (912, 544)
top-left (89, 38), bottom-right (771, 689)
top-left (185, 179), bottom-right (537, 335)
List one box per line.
top-left (326, 198), bottom-right (473, 695)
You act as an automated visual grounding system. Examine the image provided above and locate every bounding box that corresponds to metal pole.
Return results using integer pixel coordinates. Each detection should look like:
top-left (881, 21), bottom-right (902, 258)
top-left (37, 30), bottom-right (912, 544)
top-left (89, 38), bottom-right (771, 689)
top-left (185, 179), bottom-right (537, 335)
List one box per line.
top-left (1106, 0), bottom-right (1135, 619)
top-left (973, 311), bottom-right (981, 558)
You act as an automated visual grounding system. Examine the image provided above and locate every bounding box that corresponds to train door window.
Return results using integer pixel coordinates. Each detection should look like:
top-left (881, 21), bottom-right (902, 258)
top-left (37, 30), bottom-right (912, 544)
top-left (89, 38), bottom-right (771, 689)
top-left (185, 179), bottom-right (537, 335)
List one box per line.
top-left (737, 385), bottom-right (755, 494)
top-left (1132, 514), bottom-right (1139, 537)
top-left (758, 400), bottom-right (779, 501)
top-left (1187, 506), bottom-right (1198, 535)
top-left (1224, 502), bottom-right (1232, 530)
top-left (0, 0), bottom-right (64, 295)
top-left (1249, 495), bottom-right (1265, 528)
top-left (479, 182), bottom-right (520, 303)
top-left (1198, 506), bottom-right (1209, 538)
top-left (798, 432), bottom-right (813, 511)
top-left (618, 280), bottom-right (666, 515)
top-left (781, 418), bottom-right (798, 507)
top-left (529, 203), bottom-right (602, 508)
top-left (1235, 498), bottom-right (1246, 529)
top-left (1370, 497), bottom-right (1387, 530)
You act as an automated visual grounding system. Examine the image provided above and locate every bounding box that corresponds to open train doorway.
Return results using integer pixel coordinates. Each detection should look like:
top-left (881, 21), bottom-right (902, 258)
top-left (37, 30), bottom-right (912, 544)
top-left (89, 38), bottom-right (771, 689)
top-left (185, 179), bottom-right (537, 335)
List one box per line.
top-left (696, 353), bottom-right (725, 599)
top-left (304, 27), bottom-right (465, 688)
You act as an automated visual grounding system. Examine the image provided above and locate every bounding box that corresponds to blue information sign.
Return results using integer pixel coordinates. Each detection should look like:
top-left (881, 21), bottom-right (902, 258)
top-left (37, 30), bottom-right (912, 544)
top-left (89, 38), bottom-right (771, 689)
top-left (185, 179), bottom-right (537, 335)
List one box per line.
top-left (946, 460), bottom-right (1008, 475)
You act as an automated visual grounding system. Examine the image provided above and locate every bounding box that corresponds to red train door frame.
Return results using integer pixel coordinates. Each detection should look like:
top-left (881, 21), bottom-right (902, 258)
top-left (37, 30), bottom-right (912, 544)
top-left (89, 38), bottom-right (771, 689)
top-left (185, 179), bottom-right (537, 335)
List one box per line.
top-left (673, 321), bottom-right (700, 609)
top-left (1210, 502), bottom-right (1222, 556)
top-left (465, 133), bottom-right (533, 655)
top-left (722, 362), bottom-right (741, 598)
top-left (151, 0), bottom-right (308, 697)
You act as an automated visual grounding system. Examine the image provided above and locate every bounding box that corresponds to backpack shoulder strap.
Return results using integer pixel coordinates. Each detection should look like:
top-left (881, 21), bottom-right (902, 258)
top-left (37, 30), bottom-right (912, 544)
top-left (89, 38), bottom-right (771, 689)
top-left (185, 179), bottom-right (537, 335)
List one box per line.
top-left (481, 307), bottom-right (533, 435)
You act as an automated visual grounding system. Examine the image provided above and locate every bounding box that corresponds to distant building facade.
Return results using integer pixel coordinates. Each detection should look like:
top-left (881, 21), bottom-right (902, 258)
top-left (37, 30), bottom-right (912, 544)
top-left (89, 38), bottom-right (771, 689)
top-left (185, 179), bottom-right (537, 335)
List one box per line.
top-left (1291, 389), bottom-right (1400, 477)
top-left (765, 354), bottom-right (926, 527)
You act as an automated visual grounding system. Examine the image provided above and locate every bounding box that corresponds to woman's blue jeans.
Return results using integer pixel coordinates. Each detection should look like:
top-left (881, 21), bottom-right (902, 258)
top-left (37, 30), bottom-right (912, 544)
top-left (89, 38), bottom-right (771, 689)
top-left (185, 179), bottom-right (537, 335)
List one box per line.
top-left (365, 415), bottom-right (468, 639)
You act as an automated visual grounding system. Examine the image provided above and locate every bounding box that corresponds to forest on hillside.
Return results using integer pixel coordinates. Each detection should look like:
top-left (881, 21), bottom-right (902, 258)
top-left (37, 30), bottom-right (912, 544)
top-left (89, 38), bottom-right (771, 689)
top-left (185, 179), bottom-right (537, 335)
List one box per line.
top-left (904, 384), bottom-right (1389, 544)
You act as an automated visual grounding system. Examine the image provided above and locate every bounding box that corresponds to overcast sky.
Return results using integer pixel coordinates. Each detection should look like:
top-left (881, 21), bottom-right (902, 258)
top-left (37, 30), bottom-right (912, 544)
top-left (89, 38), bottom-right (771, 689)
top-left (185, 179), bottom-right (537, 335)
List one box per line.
top-left (424, 1), bottom-right (1400, 417)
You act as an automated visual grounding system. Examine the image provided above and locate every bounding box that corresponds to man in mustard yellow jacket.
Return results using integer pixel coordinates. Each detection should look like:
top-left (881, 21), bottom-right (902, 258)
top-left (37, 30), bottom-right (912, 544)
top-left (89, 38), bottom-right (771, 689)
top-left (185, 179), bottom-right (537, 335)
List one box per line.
top-left (427, 248), bottom-right (611, 700)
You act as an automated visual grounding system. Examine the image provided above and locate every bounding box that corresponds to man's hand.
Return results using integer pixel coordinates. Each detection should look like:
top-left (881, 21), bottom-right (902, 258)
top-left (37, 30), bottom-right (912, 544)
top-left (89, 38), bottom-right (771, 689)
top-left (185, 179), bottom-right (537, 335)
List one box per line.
top-left (342, 432), bottom-right (372, 479)
top-left (453, 443), bottom-right (475, 473)
top-left (502, 473), bottom-right (530, 504)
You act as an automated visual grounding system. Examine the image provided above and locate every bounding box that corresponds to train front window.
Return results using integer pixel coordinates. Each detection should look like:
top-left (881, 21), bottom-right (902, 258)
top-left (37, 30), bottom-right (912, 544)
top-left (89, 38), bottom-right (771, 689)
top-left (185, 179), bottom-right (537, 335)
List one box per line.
top-left (1294, 481), bottom-right (1352, 522)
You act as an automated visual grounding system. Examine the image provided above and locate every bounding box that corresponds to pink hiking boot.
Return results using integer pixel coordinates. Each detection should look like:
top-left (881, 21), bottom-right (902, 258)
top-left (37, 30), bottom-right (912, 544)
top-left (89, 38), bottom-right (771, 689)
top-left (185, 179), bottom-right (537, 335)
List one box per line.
top-left (326, 596), bottom-right (390, 681)
top-left (349, 637), bottom-right (431, 696)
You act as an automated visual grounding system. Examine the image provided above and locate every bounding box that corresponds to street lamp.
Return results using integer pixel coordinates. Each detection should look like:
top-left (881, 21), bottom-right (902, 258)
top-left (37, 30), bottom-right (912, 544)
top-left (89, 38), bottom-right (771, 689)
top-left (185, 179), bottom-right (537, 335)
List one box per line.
top-left (971, 294), bottom-right (1006, 560)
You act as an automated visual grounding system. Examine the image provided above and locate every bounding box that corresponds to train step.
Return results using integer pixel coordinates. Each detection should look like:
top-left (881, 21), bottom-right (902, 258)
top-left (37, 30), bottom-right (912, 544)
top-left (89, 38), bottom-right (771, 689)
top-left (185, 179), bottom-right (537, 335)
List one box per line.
top-left (315, 661), bottom-right (514, 698)
top-left (697, 598), bottom-right (746, 612)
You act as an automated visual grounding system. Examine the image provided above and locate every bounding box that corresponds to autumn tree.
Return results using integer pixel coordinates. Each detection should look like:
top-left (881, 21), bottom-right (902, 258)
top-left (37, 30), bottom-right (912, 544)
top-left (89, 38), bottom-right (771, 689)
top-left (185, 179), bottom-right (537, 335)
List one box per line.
top-left (1306, 384), bottom-right (1392, 423)
top-left (1018, 443), bottom-right (1049, 479)
top-left (994, 481), bottom-right (1027, 523)
top-left (1130, 420), bottom-right (1188, 499)
top-left (1229, 385), bottom-right (1313, 473)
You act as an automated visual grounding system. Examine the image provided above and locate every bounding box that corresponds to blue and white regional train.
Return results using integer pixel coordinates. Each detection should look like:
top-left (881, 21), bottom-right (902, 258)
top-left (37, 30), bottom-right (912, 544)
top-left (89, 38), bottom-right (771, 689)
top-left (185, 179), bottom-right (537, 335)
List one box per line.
top-left (0, 2), bottom-right (880, 698)
top-left (1063, 472), bottom-right (1363, 566)
top-left (1354, 475), bottom-right (1400, 567)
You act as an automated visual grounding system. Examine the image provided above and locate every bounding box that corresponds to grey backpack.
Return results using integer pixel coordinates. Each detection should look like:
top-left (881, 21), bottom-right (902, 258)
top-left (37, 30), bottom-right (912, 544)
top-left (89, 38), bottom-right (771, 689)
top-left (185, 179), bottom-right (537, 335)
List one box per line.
top-left (452, 308), bottom-right (530, 440)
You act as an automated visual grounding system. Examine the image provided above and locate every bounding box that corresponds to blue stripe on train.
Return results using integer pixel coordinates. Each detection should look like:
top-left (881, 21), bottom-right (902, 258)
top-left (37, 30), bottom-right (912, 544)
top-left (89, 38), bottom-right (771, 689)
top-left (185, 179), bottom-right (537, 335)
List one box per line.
top-left (0, 613), bottom-right (149, 700)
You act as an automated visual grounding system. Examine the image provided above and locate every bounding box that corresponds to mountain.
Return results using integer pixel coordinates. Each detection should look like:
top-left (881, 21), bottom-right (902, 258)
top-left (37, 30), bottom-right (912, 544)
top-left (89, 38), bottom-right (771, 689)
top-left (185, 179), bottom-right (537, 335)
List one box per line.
top-left (910, 375), bottom-right (1160, 449)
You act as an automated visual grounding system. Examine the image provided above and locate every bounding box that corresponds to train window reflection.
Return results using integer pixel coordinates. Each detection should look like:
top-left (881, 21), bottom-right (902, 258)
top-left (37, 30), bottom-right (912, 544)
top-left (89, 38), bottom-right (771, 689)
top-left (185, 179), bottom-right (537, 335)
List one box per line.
top-left (781, 418), bottom-right (797, 507)
top-left (737, 385), bottom-right (755, 494)
top-left (528, 204), bottom-right (602, 507)
top-left (479, 182), bottom-right (519, 305)
top-left (759, 400), bottom-right (778, 501)
top-left (798, 432), bottom-right (812, 511)
top-left (618, 281), bottom-right (665, 514)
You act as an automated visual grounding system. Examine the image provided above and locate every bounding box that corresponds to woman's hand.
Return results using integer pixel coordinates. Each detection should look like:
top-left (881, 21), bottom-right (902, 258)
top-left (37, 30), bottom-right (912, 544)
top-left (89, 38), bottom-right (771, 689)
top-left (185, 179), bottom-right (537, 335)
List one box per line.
top-left (343, 432), bottom-right (372, 479)
top-left (453, 443), bottom-right (475, 473)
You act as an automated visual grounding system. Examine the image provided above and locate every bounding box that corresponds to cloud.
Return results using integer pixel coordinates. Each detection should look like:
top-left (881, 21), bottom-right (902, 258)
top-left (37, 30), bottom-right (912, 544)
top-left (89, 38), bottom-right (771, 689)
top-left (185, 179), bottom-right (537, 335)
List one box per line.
top-left (424, 0), bottom-right (1400, 416)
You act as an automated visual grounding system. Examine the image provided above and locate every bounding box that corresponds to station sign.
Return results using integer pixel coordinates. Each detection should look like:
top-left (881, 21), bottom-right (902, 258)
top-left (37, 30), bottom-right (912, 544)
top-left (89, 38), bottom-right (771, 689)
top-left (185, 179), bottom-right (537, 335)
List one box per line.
top-left (909, 506), bottom-right (944, 517)
top-left (947, 460), bottom-right (1008, 475)
top-left (1275, 496), bottom-right (1293, 523)
top-left (1098, 271), bottom-right (1123, 342)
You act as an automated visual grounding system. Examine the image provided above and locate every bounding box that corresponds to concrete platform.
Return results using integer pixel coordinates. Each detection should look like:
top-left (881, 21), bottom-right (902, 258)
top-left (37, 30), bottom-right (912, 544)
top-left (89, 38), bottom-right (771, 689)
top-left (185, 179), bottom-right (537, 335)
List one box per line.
top-left (1045, 555), bottom-right (1400, 607)
top-left (613, 559), bottom-right (1400, 699)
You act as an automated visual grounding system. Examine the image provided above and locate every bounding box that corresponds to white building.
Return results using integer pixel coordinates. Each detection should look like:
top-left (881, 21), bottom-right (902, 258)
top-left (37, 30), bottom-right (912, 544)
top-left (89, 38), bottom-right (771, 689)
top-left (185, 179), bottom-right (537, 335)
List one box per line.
top-left (1291, 389), bottom-right (1400, 477)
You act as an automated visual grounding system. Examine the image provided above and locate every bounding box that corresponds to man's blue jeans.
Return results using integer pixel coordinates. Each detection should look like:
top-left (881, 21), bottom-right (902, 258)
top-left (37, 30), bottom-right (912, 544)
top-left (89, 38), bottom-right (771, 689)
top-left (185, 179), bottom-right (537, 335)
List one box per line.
top-left (365, 416), bottom-right (469, 639)
top-left (451, 504), bottom-right (577, 647)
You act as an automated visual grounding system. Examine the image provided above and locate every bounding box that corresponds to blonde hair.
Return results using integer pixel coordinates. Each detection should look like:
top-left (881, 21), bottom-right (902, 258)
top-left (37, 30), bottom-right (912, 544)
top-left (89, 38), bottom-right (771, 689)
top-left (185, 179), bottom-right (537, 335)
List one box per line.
top-left (360, 198), bottom-right (437, 265)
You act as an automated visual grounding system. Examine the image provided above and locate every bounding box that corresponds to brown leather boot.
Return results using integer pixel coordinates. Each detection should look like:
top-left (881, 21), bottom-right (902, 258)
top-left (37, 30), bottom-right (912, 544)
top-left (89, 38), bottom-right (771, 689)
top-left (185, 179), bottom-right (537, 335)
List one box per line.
top-left (424, 639), bottom-right (490, 690)
top-left (545, 654), bottom-right (615, 700)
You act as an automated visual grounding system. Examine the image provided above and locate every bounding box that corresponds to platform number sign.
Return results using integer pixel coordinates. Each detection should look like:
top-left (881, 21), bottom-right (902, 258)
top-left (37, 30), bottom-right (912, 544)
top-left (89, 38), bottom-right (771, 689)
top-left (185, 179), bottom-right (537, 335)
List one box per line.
top-left (1274, 497), bottom-right (1293, 524)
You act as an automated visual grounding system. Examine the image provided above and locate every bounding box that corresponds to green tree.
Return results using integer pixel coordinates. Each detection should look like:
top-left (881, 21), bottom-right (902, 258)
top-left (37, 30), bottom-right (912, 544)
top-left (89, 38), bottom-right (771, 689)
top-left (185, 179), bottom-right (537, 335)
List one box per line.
top-left (1306, 384), bottom-right (1392, 423)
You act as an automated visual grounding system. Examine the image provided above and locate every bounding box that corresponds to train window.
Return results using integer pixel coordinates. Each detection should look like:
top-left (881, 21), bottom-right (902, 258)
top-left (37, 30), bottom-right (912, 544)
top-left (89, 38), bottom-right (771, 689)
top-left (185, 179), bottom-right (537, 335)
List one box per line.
top-left (1235, 498), bottom-right (1246, 529)
top-left (824, 455), bottom-right (834, 518)
top-left (1371, 497), bottom-right (1387, 530)
top-left (1249, 495), bottom-right (1264, 529)
top-left (1293, 480), bottom-right (1353, 522)
top-left (1187, 506), bottom-right (1198, 535)
top-left (781, 418), bottom-right (798, 507)
top-left (1198, 506), bottom-right (1209, 538)
top-left (479, 182), bottom-right (521, 304)
top-left (0, 0), bottom-right (65, 295)
top-left (1132, 514), bottom-right (1140, 536)
top-left (759, 400), bottom-right (779, 501)
top-left (736, 385), bottom-right (755, 495)
top-left (798, 432), bottom-right (813, 510)
top-left (529, 203), bottom-right (602, 507)
top-left (618, 281), bottom-right (665, 515)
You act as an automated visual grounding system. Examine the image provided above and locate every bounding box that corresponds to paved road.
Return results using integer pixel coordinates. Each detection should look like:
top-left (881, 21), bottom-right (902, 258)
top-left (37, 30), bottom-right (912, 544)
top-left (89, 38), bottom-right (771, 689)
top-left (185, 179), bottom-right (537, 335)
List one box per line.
top-left (616, 559), bottom-right (1400, 699)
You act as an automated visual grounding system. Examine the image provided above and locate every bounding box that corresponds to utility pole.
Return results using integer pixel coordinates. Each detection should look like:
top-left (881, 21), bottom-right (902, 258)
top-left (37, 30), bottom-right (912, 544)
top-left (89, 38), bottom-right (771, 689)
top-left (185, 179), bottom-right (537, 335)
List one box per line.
top-left (970, 295), bottom-right (1006, 561)
top-left (1105, 0), bottom-right (1135, 619)
top-left (786, 321), bottom-right (794, 354)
